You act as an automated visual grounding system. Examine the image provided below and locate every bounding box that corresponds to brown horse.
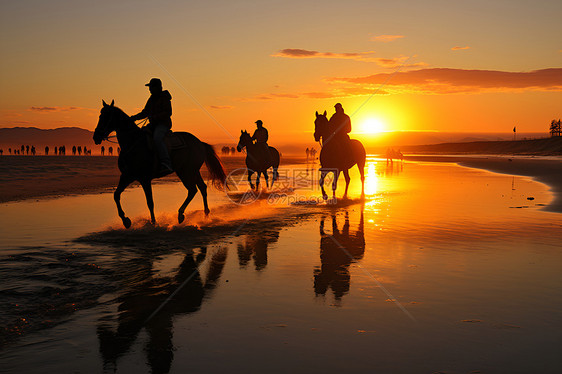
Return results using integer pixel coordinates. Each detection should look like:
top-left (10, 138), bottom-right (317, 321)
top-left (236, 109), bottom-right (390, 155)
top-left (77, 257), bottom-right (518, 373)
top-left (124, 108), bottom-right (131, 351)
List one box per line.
top-left (314, 111), bottom-right (366, 199)
top-left (93, 100), bottom-right (227, 228)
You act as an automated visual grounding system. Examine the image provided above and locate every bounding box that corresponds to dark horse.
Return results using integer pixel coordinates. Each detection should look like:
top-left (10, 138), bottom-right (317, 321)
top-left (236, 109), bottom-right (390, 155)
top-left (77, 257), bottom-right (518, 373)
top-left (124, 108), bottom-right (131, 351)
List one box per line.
top-left (314, 111), bottom-right (366, 199)
top-left (93, 100), bottom-right (227, 228)
top-left (236, 130), bottom-right (280, 190)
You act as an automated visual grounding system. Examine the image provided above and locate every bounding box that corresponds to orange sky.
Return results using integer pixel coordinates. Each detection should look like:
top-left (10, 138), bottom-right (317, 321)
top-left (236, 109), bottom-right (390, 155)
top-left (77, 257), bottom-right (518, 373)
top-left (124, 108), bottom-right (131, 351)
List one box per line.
top-left (1, 0), bottom-right (561, 145)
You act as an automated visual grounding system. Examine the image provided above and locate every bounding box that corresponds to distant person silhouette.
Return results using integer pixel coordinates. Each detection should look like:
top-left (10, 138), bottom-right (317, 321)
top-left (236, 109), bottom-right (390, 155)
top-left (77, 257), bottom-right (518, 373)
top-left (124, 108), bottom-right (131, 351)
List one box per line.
top-left (45, 146), bottom-right (49, 155)
top-left (101, 146), bottom-right (105, 156)
top-left (108, 146), bottom-right (113, 156)
top-left (131, 78), bottom-right (173, 175)
top-left (328, 103), bottom-right (353, 164)
top-left (251, 120), bottom-right (271, 163)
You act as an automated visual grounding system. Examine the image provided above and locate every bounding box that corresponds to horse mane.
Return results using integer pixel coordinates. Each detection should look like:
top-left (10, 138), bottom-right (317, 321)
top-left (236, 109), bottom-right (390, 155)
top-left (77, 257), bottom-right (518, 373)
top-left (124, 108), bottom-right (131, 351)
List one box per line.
top-left (106, 105), bottom-right (137, 127)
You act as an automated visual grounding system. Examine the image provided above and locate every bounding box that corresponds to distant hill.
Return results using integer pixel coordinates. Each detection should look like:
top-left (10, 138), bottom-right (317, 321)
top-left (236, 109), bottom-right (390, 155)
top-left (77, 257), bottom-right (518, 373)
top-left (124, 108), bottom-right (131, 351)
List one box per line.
top-left (0, 127), bottom-right (95, 149)
top-left (401, 137), bottom-right (562, 155)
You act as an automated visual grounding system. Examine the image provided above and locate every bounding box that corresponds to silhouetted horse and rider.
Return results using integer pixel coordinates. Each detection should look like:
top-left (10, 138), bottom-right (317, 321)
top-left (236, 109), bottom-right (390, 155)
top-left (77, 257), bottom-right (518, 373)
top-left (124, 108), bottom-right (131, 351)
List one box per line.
top-left (314, 103), bottom-right (366, 200)
top-left (237, 120), bottom-right (280, 190)
top-left (93, 78), bottom-right (227, 228)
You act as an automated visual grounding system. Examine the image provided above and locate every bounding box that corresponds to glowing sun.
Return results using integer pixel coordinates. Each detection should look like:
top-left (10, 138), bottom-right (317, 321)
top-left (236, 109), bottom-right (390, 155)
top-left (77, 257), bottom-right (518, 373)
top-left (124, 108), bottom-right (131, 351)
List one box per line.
top-left (360, 118), bottom-right (386, 134)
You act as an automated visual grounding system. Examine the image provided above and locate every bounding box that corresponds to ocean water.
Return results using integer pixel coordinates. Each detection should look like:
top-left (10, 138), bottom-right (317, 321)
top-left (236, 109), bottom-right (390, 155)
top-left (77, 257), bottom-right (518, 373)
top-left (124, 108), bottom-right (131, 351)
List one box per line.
top-left (1, 158), bottom-right (561, 373)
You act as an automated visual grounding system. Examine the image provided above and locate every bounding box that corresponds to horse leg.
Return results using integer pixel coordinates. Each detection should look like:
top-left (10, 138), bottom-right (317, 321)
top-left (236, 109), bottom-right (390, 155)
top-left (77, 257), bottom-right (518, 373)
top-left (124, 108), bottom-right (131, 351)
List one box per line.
top-left (248, 170), bottom-right (255, 190)
top-left (195, 172), bottom-right (210, 216)
top-left (114, 174), bottom-right (134, 229)
top-left (272, 167), bottom-right (279, 188)
top-left (319, 169), bottom-right (328, 200)
top-left (255, 172), bottom-right (261, 191)
top-left (177, 174), bottom-right (198, 224)
top-left (343, 169), bottom-right (351, 199)
top-left (358, 162), bottom-right (366, 197)
top-left (140, 179), bottom-right (156, 224)
top-left (332, 170), bottom-right (340, 200)
top-left (263, 169), bottom-right (269, 189)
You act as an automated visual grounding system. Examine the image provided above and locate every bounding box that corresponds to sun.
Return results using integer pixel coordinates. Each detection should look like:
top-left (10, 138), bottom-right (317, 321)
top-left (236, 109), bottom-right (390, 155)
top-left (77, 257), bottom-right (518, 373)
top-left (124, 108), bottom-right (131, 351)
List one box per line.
top-left (359, 118), bottom-right (386, 134)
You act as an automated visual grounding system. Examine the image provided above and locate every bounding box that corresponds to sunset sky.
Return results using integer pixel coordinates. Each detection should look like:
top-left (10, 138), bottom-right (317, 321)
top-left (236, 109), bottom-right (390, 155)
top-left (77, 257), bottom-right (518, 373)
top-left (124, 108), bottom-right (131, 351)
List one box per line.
top-left (1, 0), bottom-right (561, 144)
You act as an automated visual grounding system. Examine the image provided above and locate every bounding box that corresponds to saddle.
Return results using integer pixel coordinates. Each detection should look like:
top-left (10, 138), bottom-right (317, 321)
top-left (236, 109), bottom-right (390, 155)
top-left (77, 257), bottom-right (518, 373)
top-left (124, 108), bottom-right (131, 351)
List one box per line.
top-left (142, 128), bottom-right (188, 152)
top-left (142, 128), bottom-right (188, 176)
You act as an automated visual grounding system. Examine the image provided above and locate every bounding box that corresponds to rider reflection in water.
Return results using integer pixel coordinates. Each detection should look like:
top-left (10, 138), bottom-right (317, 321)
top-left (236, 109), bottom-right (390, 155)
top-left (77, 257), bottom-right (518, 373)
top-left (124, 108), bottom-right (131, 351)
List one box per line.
top-left (131, 78), bottom-right (174, 175)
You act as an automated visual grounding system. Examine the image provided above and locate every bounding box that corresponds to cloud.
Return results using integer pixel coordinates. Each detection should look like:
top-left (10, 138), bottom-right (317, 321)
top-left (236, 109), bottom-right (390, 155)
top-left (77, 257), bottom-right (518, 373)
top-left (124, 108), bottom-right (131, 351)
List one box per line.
top-left (209, 105), bottom-right (234, 110)
top-left (372, 55), bottom-right (427, 68)
top-left (272, 48), bottom-right (376, 62)
top-left (273, 48), bottom-right (426, 68)
top-left (330, 68), bottom-right (562, 94)
top-left (239, 87), bottom-right (388, 102)
top-left (29, 106), bottom-right (85, 112)
top-left (371, 35), bottom-right (405, 42)
top-left (451, 46), bottom-right (470, 51)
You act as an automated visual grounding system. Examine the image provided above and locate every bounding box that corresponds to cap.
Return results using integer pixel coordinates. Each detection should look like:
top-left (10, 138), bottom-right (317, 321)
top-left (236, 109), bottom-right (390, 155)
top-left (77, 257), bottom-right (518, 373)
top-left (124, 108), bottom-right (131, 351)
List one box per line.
top-left (145, 78), bottom-right (162, 87)
top-left (255, 120), bottom-right (263, 126)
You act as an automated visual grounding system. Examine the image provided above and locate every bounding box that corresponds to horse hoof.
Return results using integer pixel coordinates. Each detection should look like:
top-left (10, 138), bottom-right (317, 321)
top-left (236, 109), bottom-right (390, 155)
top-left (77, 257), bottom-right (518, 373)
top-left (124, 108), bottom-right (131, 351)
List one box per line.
top-left (322, 194), bottom-right (328, 201)
top-left (204, 209), bottom-right (210, 217)
top-left (123, 217), bottom-right (132, 229)
top-left (178, 213), bottom-right (185, 224)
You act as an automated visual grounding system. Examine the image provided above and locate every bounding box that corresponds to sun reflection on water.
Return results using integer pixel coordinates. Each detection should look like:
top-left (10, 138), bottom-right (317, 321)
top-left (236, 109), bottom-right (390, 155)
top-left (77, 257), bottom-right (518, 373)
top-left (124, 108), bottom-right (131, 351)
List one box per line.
top-left (364, 161), bottom-right (378, 197)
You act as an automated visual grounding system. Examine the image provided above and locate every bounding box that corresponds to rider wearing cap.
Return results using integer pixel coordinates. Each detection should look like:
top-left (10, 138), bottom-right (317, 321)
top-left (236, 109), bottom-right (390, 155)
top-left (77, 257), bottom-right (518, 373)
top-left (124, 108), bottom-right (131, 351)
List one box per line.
top-left (131, 78), bottom-right (173, 175)
top-left (328, 103), bottom-right (353, 164)
top-left (251, 120), bottom-right (271, 164)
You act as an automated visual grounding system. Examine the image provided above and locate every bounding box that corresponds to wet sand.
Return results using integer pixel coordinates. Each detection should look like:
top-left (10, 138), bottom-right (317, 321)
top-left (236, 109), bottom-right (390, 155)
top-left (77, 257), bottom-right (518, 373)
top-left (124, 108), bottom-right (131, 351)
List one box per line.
top-left (0, 155), bottom-right (306, 203)
top-left (1, 156), bottom-right (562, 373)
top-left (404, 155), bottom-right (562, 212)
top-left (3, 154), bottom-right (561, 212)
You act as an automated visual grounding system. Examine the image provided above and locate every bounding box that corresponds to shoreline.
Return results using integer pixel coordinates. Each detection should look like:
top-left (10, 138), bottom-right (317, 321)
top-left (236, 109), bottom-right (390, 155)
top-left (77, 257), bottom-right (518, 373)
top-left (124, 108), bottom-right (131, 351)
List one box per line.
top-left (2, 155), bottom-right (562, 213)
top-left (404, 155), bottom-right (562, 213)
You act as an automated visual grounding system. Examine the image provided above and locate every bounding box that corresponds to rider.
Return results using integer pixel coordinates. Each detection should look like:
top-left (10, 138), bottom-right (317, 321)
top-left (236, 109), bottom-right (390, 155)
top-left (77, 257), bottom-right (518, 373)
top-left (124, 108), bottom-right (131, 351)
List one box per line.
top-left (251, 120), bottom-right (271, 164)
top-left (130, 78), bottom-right (173, 175)
top-left (328, 103), bottom-right (353, 164)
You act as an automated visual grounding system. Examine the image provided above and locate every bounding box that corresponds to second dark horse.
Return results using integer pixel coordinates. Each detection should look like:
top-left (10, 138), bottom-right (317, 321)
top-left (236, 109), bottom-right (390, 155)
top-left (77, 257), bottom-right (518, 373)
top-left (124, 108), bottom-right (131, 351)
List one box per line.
top-left (93, 100), bottom-right (227, 228)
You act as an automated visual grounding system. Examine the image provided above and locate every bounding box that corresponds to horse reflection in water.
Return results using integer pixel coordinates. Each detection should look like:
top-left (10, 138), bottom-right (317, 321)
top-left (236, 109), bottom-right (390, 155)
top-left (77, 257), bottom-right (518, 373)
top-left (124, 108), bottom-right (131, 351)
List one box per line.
top-left (237, 228), bottom-right (281, 271)
top-left (314, 207), bottom-right (365, 303)
top-left (97, 247), bottom-right (227, 374)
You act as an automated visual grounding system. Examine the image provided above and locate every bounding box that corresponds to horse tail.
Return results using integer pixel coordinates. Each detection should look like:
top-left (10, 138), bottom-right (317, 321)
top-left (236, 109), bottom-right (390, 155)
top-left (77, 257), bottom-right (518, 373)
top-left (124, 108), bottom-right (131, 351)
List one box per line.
top-left (203, 142), bottom-right (228, 190)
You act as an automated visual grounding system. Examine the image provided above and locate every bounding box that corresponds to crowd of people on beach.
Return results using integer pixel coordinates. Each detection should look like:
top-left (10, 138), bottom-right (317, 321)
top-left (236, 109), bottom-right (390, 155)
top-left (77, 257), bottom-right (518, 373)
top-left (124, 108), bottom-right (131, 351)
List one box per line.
top-left (0, 145), bottom-right (121, 156)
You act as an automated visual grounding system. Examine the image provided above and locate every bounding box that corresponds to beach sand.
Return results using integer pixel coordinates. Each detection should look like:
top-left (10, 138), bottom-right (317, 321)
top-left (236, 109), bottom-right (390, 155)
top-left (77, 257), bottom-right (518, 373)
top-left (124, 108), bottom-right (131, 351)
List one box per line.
top-left (0, 155), bottom-right (306, 203)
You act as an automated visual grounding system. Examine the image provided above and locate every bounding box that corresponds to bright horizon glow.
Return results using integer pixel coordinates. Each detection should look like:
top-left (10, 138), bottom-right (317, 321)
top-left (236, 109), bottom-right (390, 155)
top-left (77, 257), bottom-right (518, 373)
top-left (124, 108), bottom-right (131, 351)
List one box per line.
top-left (358, 118), bottom-right (387, 135)
top-left (0, 1), bottom-right (560, 140)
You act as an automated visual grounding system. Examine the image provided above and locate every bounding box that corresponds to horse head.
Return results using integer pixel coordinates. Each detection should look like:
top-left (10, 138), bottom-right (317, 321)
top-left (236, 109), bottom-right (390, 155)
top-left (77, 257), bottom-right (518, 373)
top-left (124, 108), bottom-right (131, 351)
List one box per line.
top-left (314, 110), bottom-right (328, 142)
top-left (93, 100), bottom-right (119, 145)
top-left (236, 130), bottom-right (252, 152)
